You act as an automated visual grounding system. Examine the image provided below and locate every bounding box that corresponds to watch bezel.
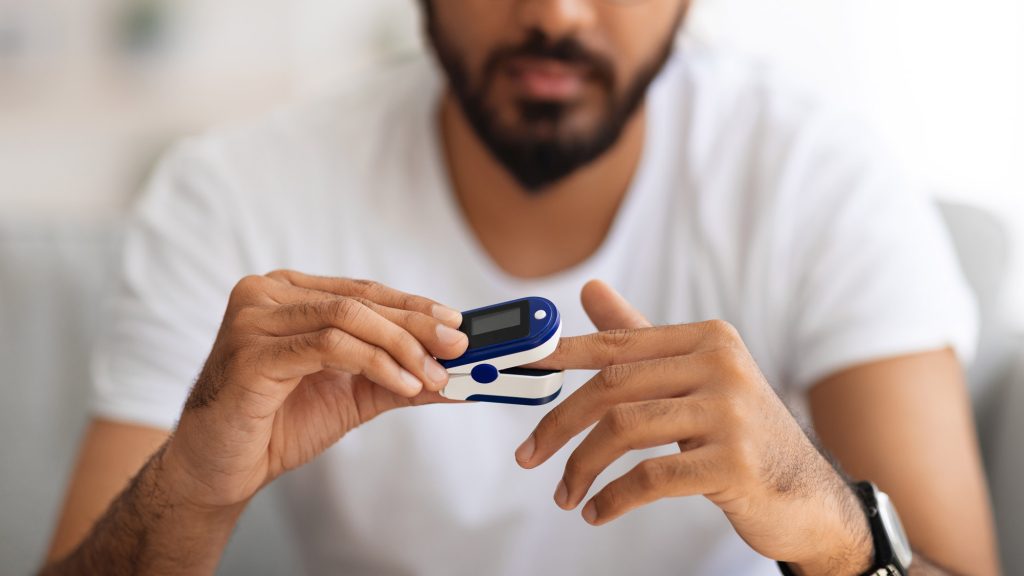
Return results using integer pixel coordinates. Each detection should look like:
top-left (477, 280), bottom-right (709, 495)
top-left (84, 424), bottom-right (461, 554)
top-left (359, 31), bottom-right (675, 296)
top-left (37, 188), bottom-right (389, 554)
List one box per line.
top-left (873, 487), bottom-right (913, 570)
top-left (856, 481), bottom-right (913, 574)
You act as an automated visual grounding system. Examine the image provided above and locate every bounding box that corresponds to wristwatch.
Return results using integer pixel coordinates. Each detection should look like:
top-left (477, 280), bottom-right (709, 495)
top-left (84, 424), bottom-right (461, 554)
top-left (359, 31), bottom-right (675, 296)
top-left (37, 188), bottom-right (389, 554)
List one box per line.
top-left (777, 481), bottom-right (913, 576)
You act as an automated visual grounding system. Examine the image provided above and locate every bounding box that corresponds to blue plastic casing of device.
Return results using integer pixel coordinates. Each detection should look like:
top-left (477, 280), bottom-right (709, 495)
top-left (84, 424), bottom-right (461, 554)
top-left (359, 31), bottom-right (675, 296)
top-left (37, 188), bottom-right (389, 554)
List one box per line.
top-left (439, 297), bottom-right (563, 405)
top-left (439, 297), bottom-right (559, 369)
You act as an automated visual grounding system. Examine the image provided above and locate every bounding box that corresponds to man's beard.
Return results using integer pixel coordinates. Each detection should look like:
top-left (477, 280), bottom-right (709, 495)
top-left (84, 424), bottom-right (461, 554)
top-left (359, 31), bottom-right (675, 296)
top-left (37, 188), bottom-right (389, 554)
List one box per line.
top-left (425, 20), bottom-right (679, 193)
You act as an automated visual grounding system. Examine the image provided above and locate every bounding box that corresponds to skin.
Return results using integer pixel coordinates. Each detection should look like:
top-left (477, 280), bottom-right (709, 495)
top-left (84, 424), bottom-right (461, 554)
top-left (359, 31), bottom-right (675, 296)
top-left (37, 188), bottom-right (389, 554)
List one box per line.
top-left (524, 291), bottom-right (872, 572)
top-left (45, 272), bottom-right (471, 574)
top-left (434, 0), bottom-right (683, 277)
top-left (44, 0), bottom-right (1000, 574)
top-left (525, 281), bottom-right (1000, 576)
top-left (809, 351), bottom-right (999, 573)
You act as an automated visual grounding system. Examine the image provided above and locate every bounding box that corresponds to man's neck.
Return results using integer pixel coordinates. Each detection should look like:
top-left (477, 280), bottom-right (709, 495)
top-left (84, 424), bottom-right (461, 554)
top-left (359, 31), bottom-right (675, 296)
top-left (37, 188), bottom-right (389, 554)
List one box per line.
top-left (440, 93), bottom-right (647, 279)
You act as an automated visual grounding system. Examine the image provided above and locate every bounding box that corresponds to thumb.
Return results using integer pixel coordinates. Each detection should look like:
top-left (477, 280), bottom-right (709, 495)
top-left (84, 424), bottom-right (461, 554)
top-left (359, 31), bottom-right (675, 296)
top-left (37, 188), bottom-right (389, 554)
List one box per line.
top-left (580, 279), bottom-right (652, 331)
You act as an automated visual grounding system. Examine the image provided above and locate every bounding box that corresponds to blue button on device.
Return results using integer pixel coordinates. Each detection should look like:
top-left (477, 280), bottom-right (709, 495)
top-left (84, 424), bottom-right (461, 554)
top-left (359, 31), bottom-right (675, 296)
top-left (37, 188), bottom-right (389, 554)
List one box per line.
top-left (471, 364), bottom-right (499, 384)
top-left (440, 296), bottom-right (563, 405)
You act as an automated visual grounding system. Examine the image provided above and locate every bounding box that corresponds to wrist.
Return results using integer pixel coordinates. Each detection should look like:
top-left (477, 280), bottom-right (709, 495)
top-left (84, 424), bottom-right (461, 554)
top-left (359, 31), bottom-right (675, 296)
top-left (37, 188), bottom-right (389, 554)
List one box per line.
top-left (156, 439), bottom-right (250, 520)
top-left (135, 443), bottom-right (246, 573)
top-left (48, 441), bottom-right (247, 575)
top-left (788, 480), bottom-right (874, 576)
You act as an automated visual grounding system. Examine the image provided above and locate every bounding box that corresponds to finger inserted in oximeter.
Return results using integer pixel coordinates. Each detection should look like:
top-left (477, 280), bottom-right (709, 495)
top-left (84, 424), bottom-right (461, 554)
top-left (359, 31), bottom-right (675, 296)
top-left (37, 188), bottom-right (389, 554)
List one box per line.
top-left (439, 297), bottom-right (563, 405)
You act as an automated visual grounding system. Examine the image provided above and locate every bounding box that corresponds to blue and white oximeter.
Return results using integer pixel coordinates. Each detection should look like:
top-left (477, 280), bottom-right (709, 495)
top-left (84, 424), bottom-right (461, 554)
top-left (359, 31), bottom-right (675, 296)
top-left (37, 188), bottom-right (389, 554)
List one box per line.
top-left (440, 297), bottom-right (564, 405)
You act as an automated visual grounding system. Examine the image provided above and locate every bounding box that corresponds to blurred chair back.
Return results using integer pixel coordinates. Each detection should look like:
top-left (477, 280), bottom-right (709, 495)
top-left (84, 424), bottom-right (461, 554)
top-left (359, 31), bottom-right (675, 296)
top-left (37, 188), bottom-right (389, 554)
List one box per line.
top-left (939, 203), bottom-right (1015, 407)
top-left (938, 202), bottom-right (1021, 573)
top-left (0, 220), bottom-right (297, 575)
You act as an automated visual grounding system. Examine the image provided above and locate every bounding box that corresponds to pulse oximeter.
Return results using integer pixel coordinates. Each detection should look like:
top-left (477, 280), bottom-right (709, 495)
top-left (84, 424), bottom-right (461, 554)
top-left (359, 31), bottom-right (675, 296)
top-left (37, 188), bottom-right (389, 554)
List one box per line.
top-left (440, 297), bottom-right (564, 405)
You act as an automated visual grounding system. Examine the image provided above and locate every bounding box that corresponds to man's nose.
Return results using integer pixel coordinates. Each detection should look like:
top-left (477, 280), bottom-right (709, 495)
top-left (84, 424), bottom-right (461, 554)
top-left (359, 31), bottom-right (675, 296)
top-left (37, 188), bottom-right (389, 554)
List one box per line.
top-left (514, 0), bottom-right (599, 40)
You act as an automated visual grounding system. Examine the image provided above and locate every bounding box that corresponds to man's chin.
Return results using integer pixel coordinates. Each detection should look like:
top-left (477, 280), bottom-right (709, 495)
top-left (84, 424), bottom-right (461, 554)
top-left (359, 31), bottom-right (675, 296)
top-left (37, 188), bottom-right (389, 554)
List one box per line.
top-left (481, 135), bottom-right (605, 192)
top-left (465, 88), bottom-right (639, 193)
top-left (492, 109), bottom-right (604, 147)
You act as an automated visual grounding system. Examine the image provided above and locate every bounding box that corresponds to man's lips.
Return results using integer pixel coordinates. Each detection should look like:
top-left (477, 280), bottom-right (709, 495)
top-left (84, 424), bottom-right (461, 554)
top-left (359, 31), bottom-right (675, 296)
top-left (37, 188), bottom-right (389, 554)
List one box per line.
top-left (505, 57), bottom-right (588, 100)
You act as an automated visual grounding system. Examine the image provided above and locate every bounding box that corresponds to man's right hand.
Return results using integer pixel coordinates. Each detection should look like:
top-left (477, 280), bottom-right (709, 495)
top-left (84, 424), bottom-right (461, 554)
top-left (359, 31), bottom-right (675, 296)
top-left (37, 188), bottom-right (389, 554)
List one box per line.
top-left (163, 270), bottom-right (469, 510)
top-left (41, 271), bottom-right (469, 575)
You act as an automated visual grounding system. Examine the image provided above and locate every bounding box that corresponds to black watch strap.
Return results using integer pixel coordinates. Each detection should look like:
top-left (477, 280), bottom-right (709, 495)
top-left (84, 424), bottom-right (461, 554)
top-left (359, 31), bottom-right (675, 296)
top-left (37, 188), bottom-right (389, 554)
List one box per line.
top-left (854, 482), bottom-right (900, 575)
top-left (777, 562), bottom-right (903, 576)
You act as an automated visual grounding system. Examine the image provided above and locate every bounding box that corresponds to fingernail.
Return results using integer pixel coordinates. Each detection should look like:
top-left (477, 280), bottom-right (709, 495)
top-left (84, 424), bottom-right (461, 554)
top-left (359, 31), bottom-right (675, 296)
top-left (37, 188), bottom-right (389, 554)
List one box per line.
top-left (582, 500), bottom-right (598, 524)
top-left (515, 435), bottom-right (535, 464)
top-left (554, 480), bottom-right (568, 508)
top-left (425, 357), bottom-right (448, 386)
top-left (435, 323), bottom-right (466, 346)
top-left (432, 305), bottom-right (462, 326)
top-left (399, 369), bottom-right (423, 395)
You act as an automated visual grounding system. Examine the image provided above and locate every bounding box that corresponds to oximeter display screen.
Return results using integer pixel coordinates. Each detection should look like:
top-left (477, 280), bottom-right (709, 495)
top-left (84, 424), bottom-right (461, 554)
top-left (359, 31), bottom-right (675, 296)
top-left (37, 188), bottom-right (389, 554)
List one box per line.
top-left (461, 300), bottom-right (530, 349)
top-left (469, 308), bottom-right (520, 335)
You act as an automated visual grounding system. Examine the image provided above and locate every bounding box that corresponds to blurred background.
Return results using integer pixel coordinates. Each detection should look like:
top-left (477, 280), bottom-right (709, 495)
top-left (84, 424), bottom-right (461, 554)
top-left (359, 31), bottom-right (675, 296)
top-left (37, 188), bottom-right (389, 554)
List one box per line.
top-left (2, 0), bottom-right (1023, 316)
top-left (0, 0), bottom-right (1021, 574)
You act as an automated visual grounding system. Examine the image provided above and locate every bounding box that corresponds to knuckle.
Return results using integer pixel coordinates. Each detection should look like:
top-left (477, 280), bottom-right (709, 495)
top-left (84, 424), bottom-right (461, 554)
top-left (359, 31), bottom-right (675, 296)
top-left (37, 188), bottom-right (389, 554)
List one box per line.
top-left (708, 346), bottom-right (747, 379)
top-left (398, 293), bottom-right (422, 312)
top-left (330, 298), bottom-right (363, 325)
top-left (231, 305), bottom-right (262, 331)
top-left (351, 278), bottom-right (381, 297)
top-left (365, 345), bottom-right (391, 374)
top-left (597, 329), bottom-right (635, 361)
top-left (589, 368), bottom-right (614, 395)
top-left (315, 327), bottom-right (346, 353)
top-left (408, 310), bottom-right (434, 330)
top-left (398, 309), bottom-right (433, 338)
top-left (703, 319), bottom-right (740, 345)
top-left (349, 296), bottom-right (378, 312)
top-left (635, 459), bottom-right (668, 491)
top-left (230, 275), bottom-right (265, 302)
top-left (593, 364), bottom-right (629, 394)
top-left (604, 404), bottom-right (639, 438)
top-left (292, 300), bottom-right (317, 323)
top-left (638, 400), bottom-right (675, 428)
top-left (392, 330), bottom-right (424, 361)
top-left (264, 268), bottom-right (292, 281)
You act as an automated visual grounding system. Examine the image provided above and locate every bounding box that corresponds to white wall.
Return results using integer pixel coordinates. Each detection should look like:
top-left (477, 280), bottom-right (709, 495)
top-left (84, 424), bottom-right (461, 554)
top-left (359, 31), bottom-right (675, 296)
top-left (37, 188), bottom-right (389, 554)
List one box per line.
top-left (688, 0), bottom-right (1024, 324)
top-left (0, 0), bottom-right (420, 221)
top-left (2, 0), bottom-right (1022, 319)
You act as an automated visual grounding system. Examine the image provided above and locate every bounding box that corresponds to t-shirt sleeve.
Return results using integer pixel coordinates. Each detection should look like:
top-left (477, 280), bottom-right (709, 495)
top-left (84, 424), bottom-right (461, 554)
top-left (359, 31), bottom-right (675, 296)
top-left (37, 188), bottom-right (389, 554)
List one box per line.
top-left (91, 139), bottom-right (247, 430)
top-left (784, 115), bottom-right (979, 392)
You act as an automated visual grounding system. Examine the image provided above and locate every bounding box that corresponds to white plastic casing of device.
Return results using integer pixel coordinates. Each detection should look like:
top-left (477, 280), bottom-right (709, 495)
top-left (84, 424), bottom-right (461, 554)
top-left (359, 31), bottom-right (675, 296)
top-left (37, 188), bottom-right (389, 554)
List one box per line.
top-left (441, 322), bottom-right (563, 402)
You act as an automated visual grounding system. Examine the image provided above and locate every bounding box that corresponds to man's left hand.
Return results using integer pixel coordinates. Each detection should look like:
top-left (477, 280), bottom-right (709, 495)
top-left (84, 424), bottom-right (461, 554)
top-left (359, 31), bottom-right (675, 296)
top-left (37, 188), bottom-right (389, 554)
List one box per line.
top-left (519, 280), bottom-right (873, 575)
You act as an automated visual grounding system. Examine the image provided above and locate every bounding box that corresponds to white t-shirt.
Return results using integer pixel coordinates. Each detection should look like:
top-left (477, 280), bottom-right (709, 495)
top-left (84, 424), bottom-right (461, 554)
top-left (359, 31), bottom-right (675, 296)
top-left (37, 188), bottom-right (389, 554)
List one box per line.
top-left (91, 43), bottom-right (977, 576)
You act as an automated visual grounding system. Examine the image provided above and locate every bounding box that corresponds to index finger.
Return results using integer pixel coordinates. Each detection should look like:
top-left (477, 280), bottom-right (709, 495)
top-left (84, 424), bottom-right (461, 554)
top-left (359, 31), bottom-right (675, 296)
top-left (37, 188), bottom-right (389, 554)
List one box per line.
top-left (266, 269), bottom-right (463, 327)
top-left (527, 320), bottom-right (738, 371)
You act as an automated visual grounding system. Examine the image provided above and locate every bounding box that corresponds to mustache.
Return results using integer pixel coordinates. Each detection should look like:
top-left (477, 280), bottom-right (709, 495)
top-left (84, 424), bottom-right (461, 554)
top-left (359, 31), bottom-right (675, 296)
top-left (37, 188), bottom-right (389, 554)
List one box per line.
top-left (481, 29), bottom-right (616, 93)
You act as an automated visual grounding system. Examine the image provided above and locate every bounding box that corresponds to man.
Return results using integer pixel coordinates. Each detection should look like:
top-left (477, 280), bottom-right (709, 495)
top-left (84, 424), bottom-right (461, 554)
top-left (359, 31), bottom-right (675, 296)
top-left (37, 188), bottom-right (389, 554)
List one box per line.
top-left (43, 1), bottom-right (1000, 574)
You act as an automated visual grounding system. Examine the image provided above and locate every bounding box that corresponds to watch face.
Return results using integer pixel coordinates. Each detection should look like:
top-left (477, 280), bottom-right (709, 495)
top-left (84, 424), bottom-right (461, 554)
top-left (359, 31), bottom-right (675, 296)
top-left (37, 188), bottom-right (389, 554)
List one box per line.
top-left (876, 491), bottom-right (913, 568)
